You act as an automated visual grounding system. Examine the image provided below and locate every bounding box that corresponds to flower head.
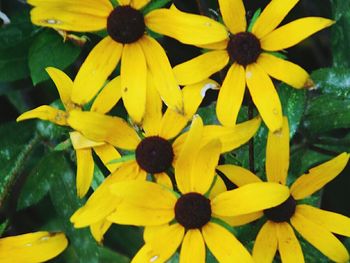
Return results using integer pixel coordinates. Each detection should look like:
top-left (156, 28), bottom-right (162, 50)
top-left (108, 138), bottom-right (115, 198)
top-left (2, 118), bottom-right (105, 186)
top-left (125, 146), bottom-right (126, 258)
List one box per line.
top-left (173, 0), bottom-right (334, 131)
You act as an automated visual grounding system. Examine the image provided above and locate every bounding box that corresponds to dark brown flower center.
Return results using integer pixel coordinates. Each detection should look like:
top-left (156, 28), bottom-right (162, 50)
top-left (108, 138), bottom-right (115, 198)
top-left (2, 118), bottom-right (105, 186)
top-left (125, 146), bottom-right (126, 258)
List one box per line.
top-left (227, 32), bottom-right (262, 66)
top-left (107, 5), bottom-right (145, 44)
top-left (135, 136), bottom-right (174, 174)
top-left (175, 193), bottom-right (211, 229)
top-left (264, 195), bottom-right (296, 222)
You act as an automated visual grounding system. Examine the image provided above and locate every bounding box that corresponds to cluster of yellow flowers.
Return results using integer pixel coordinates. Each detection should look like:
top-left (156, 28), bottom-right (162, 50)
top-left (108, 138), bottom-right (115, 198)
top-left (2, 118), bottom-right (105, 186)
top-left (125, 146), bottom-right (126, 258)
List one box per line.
top-left (3, 0), bottom-right (350, 262)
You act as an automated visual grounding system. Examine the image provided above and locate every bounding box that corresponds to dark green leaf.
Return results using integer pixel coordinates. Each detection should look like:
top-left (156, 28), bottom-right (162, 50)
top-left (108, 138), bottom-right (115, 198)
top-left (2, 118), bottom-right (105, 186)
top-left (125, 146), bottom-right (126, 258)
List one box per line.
top-left (98, 247), bottom-right (129, 263)
top-left (198, 102), bottom-right (220, 125)
top-left (142, 0), bottom-right (172, 14)
top-left (29, 29), bottom-right (81, 85)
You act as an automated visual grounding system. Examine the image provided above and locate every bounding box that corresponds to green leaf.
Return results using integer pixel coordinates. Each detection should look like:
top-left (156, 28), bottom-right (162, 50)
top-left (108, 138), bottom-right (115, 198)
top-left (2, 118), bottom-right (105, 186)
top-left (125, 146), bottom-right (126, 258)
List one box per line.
top-left (331, 0), bottom-right (350, 67)
top-left (98, 247), bottom-right (129, 263)
top-left (142, 0), bottom-right (172, 14)
top-left (29, 29), bottom-right (81, 85)
top-left (198, 102), bottom-right (220, 125)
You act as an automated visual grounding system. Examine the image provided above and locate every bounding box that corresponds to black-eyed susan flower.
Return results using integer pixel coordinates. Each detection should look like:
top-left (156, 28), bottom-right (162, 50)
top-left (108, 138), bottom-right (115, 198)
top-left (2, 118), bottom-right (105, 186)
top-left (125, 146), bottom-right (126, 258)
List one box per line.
top-left (218, 117), bottom-right (350, 262)
top-left (104, 116), bottom-right (290, 262)
top-left (28, 0), bottom-right (228, 123)
top-left (16, 67), bottom-right (133, 198)
top-left (70, 79), bottom-right (261, 242)
top-left (173, 0), bottom-right (334, 132)
top-left (0, 231), bottom-right (67, 262)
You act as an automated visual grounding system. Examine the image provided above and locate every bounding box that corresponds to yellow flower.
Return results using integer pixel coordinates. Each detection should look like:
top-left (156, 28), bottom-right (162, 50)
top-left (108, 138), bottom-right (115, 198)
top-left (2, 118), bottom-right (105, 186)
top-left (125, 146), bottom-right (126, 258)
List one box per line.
top-left (173, 0), bottom-right (334, 132)
top-left (218, 117), bottom-right (350, 262)
top-left (104, 115), bottom-right (290, 262)
top-left (16, 67), bottom-right (129, 198)
top-left (70, 80), bottom-right (261, 242)
top-left (28, 0), bottom-right (228, 123)
top-left (0, 232), bottom-right (67, 262)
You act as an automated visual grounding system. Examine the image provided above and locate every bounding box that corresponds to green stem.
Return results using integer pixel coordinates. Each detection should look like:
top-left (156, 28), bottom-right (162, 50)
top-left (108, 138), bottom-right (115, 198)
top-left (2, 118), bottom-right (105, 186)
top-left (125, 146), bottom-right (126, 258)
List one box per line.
top-left (248, 95), bottom-right (255, 173)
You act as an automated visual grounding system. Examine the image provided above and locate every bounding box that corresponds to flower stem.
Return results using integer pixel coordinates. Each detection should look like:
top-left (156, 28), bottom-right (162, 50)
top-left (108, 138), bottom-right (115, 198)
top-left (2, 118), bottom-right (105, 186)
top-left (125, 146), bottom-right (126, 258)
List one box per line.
top-left (248, 94), bottom-right (255, 173)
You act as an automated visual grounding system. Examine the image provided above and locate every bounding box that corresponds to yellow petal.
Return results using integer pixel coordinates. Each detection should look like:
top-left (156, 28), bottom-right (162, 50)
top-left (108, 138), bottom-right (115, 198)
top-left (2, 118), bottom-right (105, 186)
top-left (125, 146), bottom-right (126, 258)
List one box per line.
top-left (180, 229), bottom-right (205, 263)
top-left (290, 152), bottom-right (349, 200)
top-left (93, 144), bottom-right (122, 173)
top-left (46, 67), bottom-right (73, 111)
top-left (159, 110), bottom-right (189, 140)
top-left (118, 0), bottom-right (131, 5)
top-left (217, 64), bottom-right (246, 127)
top-left (91, 76), bottom-right (122, 114)
top-left (296, 205), bottom-right (350, 237)
top-left (30, 6), bottom-right (109, 32)
top-left (16, 105), bottom-right (68, 126)
top-left (266, 116), bottom-right (290, 184)
top-left (246, 63), bottom-right (283, 132)
top-left (209, 175), bottom-right (226, 199)
top-left (258, 53), bottom-right (309, 89)
top-left (291, 212), bottom-right (349, 263)
top-left (132, 224), bottom-right (184, 263)
top-left (145, 9), bottom-right (228, 45)
top-left (154, 172), bottom-right (173, 189)
top-left (142, 73), bottom-right (162, 137)
top-left (121, 42), bottom-right (147, 124)
top-left (221, 211), bottom-right (263, 227)
top-left (202, 222), bottom-right (253, 263)
top-left (90, 219), bottom-right (112, 243)
top-left (67, 110), bottom-right (140, 150)
top-left (216, 164), bottom-right (261, 187)
top-left (173, 51), bottom-right (229, 85)
top-left (0, 232), bottom-right (67, 263)
top-left (190, 139), bottom-right (221, 194)
top-left (69, 131), bottom-right (105, 150)
top-left (76, 148), bottom-right (94, 198)
top-left (252, 221), bottom-right (278, 263)
top-left (218, 0), bottom-right (246, 34)
top-left (139, 36), bottom-right (183, 114)
top-left (130, 0), bottom-right (150, 9)
top-left (196, 39), bottom-right (228, 50)
top-left (252, 0), bottom-right (299, 38)
top-left (175, 116), bottom-right (203, 194)
top-left (72, 37), bottom-right (123, 105)
top-left (211, 182), bottom-right (289, 217)
top-left (261, 17), bottom-right (335, 51)
top-left (276, 222), bottom-right (304, 263)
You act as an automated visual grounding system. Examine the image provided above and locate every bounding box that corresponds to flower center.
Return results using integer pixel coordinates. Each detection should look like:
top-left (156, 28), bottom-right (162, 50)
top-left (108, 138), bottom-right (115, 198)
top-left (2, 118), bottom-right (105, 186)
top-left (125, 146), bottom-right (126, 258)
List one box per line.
top-left (175, 193), bottom-right (211, 229)
top-left (227, 32), bottom-right (262, 66)
top-left (264, 195), bottom-right (296, 222)
top-left (107, 5), bottom-right (145, 44)
top-left (135, 136), bottom-right (174, 174)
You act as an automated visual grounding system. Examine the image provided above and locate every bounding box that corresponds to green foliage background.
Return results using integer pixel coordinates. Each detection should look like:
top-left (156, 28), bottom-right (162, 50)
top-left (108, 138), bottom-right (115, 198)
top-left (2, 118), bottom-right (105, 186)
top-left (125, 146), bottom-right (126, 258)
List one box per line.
top-left (0, 0), bottom-right (349, 262)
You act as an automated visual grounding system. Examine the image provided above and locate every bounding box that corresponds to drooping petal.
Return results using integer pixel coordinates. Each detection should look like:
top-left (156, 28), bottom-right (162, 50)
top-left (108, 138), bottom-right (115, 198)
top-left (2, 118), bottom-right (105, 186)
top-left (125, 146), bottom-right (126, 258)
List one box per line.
top-left (93, 144), bottom-right (122, 173)
top-left (221, 211), bottom-right (263, 227)
top-left (211, 182), bottom-right (289, 217)
top-left (145, 9), bottom-right (228, 45)
top-left (139, 36), bottom-right (183, 114)
top-left (72, 37), bottom-right (123, 105)
top-left (46, 67), bottom-right (73, 111)
top-left (296, 205), bottom-right (350, 237)
top-left (90, 219), bottom-right (112, 243)
top-left (76, 148), bottom-right (94, 198)
top-left (173, 51), bottom-right (229, 85)
top-left (252, 0), bottom-right (299, 38)
top-left (261, 17), bottom-right (334, 51)
top-left (216, 164), bottom-right (261, 186)
top-left (132, 224), bottom-right (184, 263)
top-left (246, 63), bottom-right (283, 132)
top-left (252, 221), bottom-right (278, 263)
top-left (266, 116), bottom-right (290, 184)
top-left (16, 105), bottom-right (68, 126)
top-left (175, 116), bottom-right (203, 194)
top-left (67, 110), bottom-right (140, 150)
top-left (290, 152), bottom-right (349, 200)
top-left (217, 64), bottom-right (246, 127)
top-left (218, 0), bottom-right (246, 34)
top-left (190, 139), bottom-right (221, 194)
top-left (0, 232), bottom-right (68, 263)
top-left (202, 222), bottom-right (253, 262)
top-left (70, 131), bottom-right (104, 149)
top-left (291, 212), bottom-right (349, 263)
top-left (154, 172), bottom-right (173, 189)
top-left (180, 229), bottom-right (205, 263)
top-left (91, 76), bottom-right (122, 114)
top-left (258, 53), bottom-right (309, 89)
top-left (121, 42), bottom-right (147, 124)
top-left (130, 0), bottom-right (151, 10)
top-left (276, 222), bottom-right (304, 263)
